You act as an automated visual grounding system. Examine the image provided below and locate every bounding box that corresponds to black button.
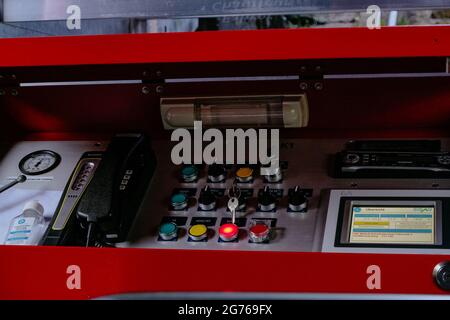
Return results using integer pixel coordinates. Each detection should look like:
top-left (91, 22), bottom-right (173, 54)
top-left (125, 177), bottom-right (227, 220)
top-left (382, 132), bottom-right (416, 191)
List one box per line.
top-left (433, 261), bottom-right (450, 291)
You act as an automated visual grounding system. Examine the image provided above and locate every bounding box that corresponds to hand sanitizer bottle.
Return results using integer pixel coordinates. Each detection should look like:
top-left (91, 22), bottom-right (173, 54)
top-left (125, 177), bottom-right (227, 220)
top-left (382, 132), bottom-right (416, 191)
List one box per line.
top-left (4, 200), bottom-right (45, 245)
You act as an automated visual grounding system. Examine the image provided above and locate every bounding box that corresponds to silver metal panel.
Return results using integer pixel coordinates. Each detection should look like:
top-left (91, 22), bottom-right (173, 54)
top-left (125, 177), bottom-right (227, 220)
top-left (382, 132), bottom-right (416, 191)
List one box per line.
top-left (126, 138), bottom-right (450, 253)
top-left (322, 189), bottom-right (450, 254)
top-left (4, 0), bottom-right (450, 22)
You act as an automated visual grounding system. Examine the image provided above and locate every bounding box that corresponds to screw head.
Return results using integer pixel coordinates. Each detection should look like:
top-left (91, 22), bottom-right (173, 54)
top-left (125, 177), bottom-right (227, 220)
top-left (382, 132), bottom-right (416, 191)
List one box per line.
top-left (299, 82), bottom-right (308, 90)
top-left (155, 85), bottom-right (164, 94)
top-left (314, 82), bottom-right (323, 90)
top-left (141, 86), bottom-right (150, 94)
top-left (11, 89), bottom-right (18, 96)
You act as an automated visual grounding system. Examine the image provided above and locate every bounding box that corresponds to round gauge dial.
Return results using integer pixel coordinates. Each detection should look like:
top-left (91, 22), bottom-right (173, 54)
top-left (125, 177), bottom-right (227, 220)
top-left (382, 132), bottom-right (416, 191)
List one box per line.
top-left (19, 150), bottom-right (61, 176)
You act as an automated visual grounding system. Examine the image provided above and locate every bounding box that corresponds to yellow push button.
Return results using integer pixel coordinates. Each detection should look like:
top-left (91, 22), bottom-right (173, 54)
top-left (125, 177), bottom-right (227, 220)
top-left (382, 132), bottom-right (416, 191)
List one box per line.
top-left (188, 224), bottom-right (208, 241)
top-left (236, 167), bottom-right (253, 182)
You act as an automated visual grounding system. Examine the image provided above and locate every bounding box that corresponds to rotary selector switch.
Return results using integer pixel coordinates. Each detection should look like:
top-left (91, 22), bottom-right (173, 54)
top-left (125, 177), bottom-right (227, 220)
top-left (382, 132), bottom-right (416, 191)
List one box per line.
top-left (198, 185), bottom-right (216, 211)
top-left (288, 186), bottom-right (308, 212)
top-left (261, 163), bottom-right (282, 183)
top-left (180, 165), bottom-right (199, 182)
top-left (208, 163), bottom-right (226, 183)
top-left (258, 186), bottom-right (276, 211)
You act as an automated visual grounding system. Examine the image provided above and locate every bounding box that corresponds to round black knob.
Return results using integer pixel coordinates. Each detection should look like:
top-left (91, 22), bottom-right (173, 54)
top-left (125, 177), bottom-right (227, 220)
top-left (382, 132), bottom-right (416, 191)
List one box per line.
top-left (258, 186), bottom-right (276, 211)
top-left (198, 186), bottom-right (216, 211)
top-left (208, 164), bottom-right (226, 183)
top-left (433, 261), bottom-right (450, 291)
top-left (344, 153), bottom-right (360, 165)
top-left (288, 186), bottom-right (308, 212)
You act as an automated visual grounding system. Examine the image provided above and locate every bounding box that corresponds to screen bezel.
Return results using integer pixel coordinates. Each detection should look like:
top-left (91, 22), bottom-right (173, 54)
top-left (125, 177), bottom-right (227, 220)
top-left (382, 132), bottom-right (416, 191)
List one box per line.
top-left (339, 200), bottom-right (443, 247)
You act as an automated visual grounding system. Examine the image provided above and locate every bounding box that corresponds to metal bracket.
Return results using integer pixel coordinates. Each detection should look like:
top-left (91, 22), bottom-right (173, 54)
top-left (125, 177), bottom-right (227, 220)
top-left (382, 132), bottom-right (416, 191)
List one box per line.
top-left (141, 69), bottom-right (165, 95)
top-left (299, 65), bottom-right (324, 91)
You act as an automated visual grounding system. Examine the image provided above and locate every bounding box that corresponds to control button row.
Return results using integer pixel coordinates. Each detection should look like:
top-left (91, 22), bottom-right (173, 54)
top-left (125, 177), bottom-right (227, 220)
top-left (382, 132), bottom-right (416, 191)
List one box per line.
top-left (180, 164), bottom-right (284, 184)
top-left (158, 221), bottom-right (272, 243)
top-left (170, 186), bottom-right (310, 213)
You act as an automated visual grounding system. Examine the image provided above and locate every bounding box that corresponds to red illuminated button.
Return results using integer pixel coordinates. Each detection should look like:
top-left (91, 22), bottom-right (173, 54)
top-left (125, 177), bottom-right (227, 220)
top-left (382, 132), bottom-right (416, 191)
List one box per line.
top-left (219, 223), bottom-right (239, 242)
top-left (249, 223), bottom-right (270, 243)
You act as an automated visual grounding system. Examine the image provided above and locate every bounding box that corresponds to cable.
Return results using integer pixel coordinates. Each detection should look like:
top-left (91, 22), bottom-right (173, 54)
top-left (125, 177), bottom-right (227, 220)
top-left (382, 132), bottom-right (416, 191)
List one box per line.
top-left (85, 216), bottom-right (97, 248)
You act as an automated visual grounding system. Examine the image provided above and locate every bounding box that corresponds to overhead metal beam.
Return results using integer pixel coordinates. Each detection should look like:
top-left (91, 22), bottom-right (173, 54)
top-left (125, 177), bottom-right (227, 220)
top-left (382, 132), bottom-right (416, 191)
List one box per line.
top-left (3, 0), bottom-right (450, 22)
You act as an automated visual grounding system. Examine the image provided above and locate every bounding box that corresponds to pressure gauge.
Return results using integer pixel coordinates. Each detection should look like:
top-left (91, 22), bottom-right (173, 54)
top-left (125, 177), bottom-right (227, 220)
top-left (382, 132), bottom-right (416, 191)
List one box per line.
top-left (19, 150), bottom-right (61, 176)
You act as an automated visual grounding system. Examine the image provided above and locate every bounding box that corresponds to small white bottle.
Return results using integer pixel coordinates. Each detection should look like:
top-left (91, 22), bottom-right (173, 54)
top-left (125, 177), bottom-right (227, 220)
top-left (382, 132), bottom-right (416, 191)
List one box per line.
top-left (4, 200), bottom-right (45, 245)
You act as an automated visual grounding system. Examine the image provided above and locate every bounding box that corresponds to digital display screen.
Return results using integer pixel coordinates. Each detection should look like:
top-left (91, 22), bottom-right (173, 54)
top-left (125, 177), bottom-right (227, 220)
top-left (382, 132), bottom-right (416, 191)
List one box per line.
top-left (349, 205), bottom-right (436, 244)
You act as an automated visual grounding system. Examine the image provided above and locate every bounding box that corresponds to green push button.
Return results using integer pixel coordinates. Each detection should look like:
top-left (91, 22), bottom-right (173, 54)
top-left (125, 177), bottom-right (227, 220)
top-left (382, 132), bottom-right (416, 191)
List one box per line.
top-left (159, 222), bottom-right (178, 241)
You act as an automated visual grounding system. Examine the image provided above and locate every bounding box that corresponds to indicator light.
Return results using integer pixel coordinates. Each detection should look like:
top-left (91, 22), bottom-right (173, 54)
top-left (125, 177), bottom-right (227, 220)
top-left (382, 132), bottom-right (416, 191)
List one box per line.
top-left (219, 223), bottom-right (239, 242)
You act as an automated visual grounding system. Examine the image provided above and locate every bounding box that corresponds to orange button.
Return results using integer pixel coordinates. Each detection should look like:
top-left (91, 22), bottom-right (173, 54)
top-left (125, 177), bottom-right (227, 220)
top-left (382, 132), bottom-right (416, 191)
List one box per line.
top-left (236, 167), bottom-right (253, 178)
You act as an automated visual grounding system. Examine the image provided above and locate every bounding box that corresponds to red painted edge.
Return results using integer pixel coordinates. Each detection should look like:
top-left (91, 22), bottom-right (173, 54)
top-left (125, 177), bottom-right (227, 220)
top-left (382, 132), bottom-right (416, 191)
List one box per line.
top-left (0, 26), bottom-right (449, 68)
top-left (0, 245), bottom-right (449, 299)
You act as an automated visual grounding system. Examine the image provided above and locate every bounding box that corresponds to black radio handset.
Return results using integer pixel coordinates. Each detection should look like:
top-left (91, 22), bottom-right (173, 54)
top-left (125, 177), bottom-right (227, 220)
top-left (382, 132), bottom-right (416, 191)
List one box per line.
top-left (77, 133), bottom-right (156, 247)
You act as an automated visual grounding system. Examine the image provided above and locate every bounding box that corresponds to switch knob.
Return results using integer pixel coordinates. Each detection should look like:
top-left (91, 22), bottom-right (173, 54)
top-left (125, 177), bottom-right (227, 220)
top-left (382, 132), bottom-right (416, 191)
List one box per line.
top-left (198, 185), bottom-right (216, 211)
top-left (208, 164), bottom-right (226, 183)
top-left (261, 164), bottom-right (282, 183)
top-left (236, 167), bottom-right (253, 183)
top-left (188, 224), bottom-right (208, 241)
top-left (288, 186), bottom-right (308, 212)
top-left (258, 186), bottom-right (276, 211)
top-left (181, 165), bottom-right (198, 182)
top-left (171, 193), bottom-right (188, 210)
top-left (249, 223), bottom-right (270, 243)
top-left (219, 223), bottom-right (239, 242)
top-left (158, 222), bottom-right (178, 241)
